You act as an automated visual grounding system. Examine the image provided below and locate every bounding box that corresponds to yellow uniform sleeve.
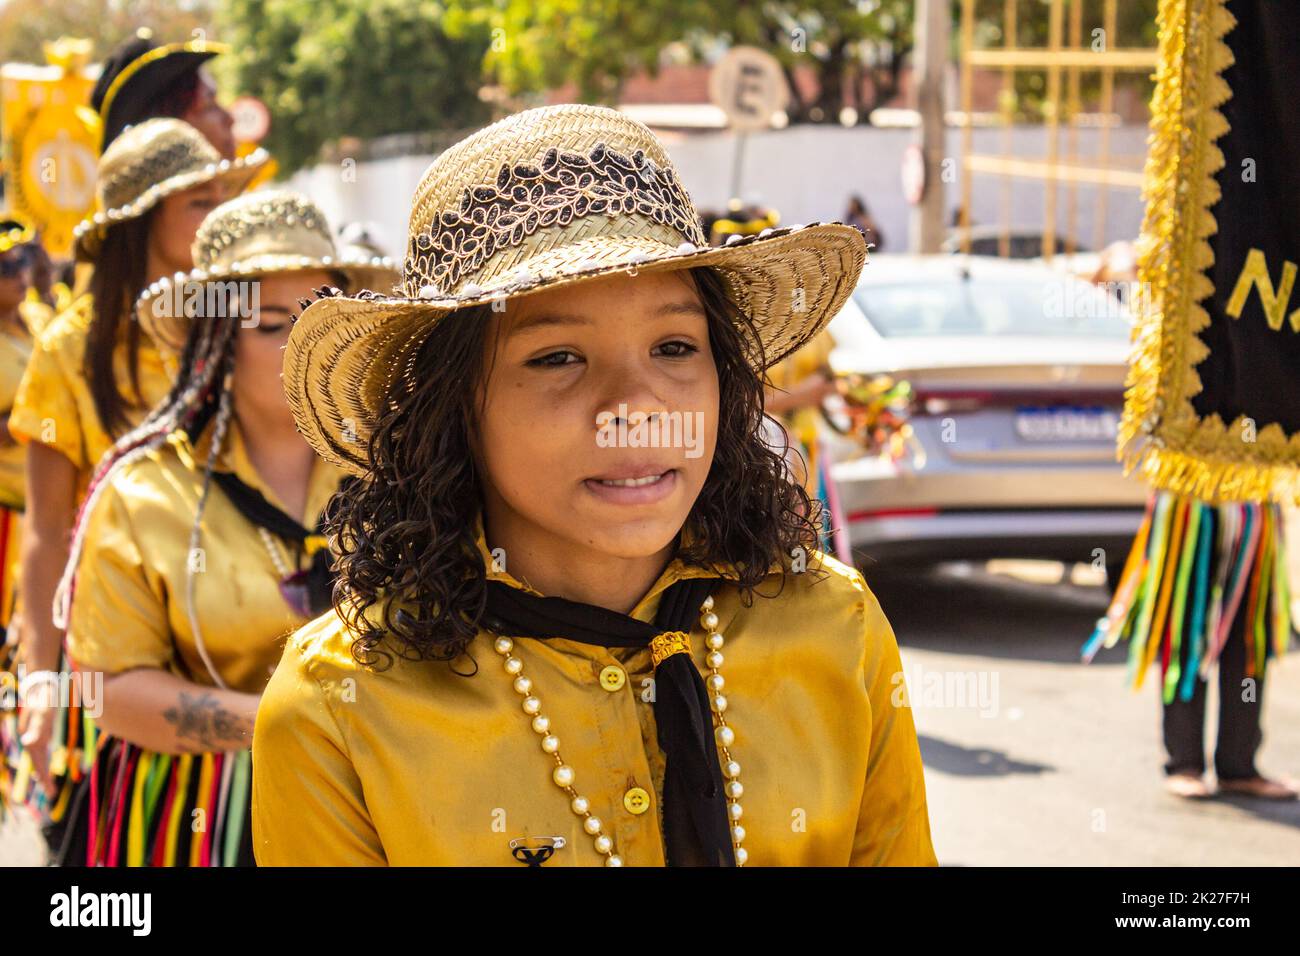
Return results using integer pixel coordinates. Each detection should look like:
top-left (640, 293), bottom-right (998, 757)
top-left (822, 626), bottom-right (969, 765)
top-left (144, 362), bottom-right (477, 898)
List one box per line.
top-left (65, 482), bottom-right (173, 675)
top-left (850, 586), bottom-right (939, 866)
top-left (10, 326), bottom-right (86, 470)
top-left (252, 630), bottom-right (388, 866)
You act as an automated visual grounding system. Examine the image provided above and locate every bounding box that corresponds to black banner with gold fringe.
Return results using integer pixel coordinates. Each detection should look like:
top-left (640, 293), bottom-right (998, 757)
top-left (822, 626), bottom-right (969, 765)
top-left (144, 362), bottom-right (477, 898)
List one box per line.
top-left (1120, 0), bottom-right (1300, 506)
top-left (1089, 0), bottom-right (1296, 688)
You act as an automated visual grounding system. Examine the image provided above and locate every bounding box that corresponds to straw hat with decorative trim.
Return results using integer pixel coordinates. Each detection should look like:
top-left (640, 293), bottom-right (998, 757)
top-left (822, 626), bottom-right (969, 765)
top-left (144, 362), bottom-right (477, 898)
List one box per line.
top-left (136, 188), bottom-right (399, 353)
top-left (73, 117), bottom-right (268, 262)
top-left (0, 212), bottom-right (36, 255)
top-left (285, 103), bottom-right (868, 478)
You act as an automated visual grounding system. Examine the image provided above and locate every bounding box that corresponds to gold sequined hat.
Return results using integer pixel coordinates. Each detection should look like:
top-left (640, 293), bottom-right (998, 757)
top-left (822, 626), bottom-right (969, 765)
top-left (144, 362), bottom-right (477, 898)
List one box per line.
top-left (285, 103), bottom-right (867, 477)
top-left (136, 188), bottom-right (399, 352)
top-left (72, 117), bottom-right (269, 262)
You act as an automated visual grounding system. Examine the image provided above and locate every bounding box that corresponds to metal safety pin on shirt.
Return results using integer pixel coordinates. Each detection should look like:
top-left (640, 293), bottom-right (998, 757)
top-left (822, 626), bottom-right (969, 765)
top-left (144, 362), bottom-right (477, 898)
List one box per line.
top-left (510, 835), bottom-right (567, 867)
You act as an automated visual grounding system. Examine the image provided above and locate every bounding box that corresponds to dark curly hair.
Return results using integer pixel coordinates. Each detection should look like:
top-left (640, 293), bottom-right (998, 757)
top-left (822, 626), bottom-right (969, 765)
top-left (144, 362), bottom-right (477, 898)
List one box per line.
top-left (326, 266), bottom-right (825, 670)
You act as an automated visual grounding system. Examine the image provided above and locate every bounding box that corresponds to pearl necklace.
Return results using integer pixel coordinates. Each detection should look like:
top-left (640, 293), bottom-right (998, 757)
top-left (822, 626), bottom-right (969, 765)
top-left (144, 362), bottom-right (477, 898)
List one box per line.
top-left (491, 593), bottom-right (748, 866)
top-left (258, 527), bottom-right (295, 577)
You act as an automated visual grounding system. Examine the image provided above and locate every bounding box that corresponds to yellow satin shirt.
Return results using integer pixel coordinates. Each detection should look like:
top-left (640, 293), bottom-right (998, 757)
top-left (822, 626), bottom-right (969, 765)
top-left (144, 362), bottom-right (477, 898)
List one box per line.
top-left (66, 417), bottom-right (347, 693)
top-left (9, 293), bottom-right (175, 478)
top-left (252, 520), bottom-right (937, 867)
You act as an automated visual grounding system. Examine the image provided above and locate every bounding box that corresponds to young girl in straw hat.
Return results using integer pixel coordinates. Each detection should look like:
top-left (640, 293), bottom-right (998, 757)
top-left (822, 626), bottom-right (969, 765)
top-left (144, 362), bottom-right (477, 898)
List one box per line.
top-left (47, 189), bottom-right (395, 865)
top-left (3, 119), bottom-right (266, 844)
top-left (254, 103), bottom-right (937, 867)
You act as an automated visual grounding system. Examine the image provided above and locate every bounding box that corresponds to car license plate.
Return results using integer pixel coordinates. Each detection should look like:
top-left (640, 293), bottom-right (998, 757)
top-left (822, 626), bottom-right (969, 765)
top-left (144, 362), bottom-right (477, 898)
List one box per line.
top-left (1014, 406), bottom-right (1118, 441)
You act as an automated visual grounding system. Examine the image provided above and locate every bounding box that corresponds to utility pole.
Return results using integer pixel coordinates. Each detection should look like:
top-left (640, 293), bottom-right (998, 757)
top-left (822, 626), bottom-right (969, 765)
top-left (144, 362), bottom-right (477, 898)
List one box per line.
top-left (909, 0), bottom-right (950, 253)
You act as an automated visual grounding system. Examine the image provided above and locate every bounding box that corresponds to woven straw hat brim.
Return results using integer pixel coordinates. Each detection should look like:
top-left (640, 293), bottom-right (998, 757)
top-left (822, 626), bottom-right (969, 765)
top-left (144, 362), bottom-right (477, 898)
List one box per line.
top-left (136, 252), bottom-right (401, 354)
top-left (72, 147), bottom-right (270, 262)
top-left (286, 220), bottom-right (866, 477)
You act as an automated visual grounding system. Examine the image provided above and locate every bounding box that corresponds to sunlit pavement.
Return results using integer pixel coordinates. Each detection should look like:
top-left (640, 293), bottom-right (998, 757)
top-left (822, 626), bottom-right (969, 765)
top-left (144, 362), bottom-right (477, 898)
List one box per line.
top-left (0, 806), bottom-right (44, 866)
top-left (867, 561), bottom-right (1300, 866)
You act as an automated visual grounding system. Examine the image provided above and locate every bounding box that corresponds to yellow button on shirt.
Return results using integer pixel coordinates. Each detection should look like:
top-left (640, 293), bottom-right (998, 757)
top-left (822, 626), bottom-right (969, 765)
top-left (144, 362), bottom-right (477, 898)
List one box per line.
top-left (65, 416), bottom-right (348, 693)
top-left (9, 293), bottom-right (175, 481)
top-left (252, 517), bottom-right (938, 867)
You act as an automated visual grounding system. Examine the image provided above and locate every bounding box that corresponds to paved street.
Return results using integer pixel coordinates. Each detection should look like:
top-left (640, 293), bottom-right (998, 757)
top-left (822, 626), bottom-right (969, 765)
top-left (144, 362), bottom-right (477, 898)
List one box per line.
top-left (867, 562), bottom-right (1300, 866)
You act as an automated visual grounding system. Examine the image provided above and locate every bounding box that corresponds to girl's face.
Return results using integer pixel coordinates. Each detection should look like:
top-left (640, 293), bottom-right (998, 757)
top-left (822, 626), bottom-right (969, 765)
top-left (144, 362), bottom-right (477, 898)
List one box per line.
top-left (233, 270), bottom-right (333, 431)
top-left (477, 269), bottom-right (720, 562)
top-left (149, 179), bottom-right (227, 274)
top-left (183, 70), bottom-right (236, 160)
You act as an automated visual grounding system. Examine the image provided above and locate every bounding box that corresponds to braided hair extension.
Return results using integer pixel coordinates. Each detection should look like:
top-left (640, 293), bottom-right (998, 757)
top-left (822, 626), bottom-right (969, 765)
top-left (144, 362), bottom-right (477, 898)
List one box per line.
top-left (183, 360), bottom-right (237, 688)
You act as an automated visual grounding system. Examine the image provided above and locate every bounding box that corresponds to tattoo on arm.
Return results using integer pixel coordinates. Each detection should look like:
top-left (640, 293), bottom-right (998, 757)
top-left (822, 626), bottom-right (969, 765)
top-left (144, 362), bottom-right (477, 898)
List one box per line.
top-left (163, 692), bottom-right (252, 749)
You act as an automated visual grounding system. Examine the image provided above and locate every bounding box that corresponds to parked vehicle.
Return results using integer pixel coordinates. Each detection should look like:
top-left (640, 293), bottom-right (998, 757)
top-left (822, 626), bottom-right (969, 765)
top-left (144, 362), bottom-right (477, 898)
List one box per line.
top-left (822, 255), bottom-right (1147, 574)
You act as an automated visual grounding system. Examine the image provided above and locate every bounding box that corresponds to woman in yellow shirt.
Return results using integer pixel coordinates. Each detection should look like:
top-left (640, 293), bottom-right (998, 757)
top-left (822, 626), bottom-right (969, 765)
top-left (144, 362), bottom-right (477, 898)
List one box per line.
top-left (0, 215), bottom-right (41, 513)
top-left (764, 329), bottom-right (853, 560)
top-left (51, 189), bottom-right (394, 865)
top-left (712, 208), bottom-right (847, 559)
top-left (5, 118), bottom-right (267, 834)
top-left (253, 104), bottom-right (936, 867)
top-left (0, 216), bottom-right (45, 812)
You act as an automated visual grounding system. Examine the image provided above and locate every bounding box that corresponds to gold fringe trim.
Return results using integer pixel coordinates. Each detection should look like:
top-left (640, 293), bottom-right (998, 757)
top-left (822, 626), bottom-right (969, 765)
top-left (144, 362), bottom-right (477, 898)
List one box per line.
top-left (1117, 0), bottom-right (1299, 506)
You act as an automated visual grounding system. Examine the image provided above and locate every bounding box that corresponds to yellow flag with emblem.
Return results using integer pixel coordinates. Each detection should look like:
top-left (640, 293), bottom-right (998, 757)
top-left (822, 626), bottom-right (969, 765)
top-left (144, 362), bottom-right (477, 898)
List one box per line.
top-left (1, 37), bottom-right (100, 258)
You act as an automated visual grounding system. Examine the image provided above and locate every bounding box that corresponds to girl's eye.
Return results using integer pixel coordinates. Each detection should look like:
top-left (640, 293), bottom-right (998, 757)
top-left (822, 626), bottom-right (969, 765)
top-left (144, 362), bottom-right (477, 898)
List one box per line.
top-left (256, 321), bottom-right (289, 335)
top-left (526, 349), bottom-right (581, 367)
top-left (655, 340), bottom-right (699, 358)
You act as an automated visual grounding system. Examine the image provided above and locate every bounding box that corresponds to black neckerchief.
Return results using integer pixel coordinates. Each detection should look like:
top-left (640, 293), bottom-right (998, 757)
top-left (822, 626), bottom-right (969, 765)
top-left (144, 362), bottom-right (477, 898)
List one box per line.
top-left (483, 574), bottom-right (735, 867)
top-left (184, 400), bottom-right (342, 616)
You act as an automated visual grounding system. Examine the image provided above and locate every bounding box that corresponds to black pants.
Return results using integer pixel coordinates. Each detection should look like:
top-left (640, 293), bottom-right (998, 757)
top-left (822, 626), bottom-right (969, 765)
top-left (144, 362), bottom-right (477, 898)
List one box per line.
top-left (1161, 605), bottom-right (1263, 780)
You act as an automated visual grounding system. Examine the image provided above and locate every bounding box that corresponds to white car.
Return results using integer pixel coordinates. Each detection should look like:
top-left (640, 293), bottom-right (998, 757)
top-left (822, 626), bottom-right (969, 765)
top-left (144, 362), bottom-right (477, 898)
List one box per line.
top-left (823, 255), bottom-right (1148, 576)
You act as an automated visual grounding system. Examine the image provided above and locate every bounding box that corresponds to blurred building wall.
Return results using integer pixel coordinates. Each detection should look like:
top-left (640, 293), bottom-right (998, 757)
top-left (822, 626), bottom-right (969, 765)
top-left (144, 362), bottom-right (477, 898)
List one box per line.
top-left (287, 123), bottom-right (1150, 264)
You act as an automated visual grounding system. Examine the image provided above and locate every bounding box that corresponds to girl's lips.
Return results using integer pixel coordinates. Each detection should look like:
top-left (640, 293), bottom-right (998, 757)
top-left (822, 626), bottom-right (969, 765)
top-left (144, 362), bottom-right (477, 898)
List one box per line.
top-left (583, 469), bottom-right (678, 506)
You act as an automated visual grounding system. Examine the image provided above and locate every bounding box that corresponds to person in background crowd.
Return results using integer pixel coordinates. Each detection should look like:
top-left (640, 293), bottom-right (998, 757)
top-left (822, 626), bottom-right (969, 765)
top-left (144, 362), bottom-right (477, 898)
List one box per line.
top-left (844, 195), bottom-right (885, 251)
top-left (2, 120), bottom-right (266, 854)
top-left (708, 198), bottom-right (780, 247)
top-left (48, 190), bottom-right (394, 865)
top-left (91, 28), bottom-right (236, 157)
top-left (21, 239), bottom-right (71, 318)
top-left (337, 220), bottom-right (393, 263)
top-left (0, 214), bottom-right (53, 819)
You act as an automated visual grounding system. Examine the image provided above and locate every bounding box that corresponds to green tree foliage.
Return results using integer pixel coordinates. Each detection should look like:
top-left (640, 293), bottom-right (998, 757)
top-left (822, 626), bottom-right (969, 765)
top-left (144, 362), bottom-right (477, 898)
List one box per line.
top-left (215, 0), bottom-right (493, 173)
top-left (0, 0), bottom-right (212, 66)
top-left (444, 0), bottom-right (917, 124)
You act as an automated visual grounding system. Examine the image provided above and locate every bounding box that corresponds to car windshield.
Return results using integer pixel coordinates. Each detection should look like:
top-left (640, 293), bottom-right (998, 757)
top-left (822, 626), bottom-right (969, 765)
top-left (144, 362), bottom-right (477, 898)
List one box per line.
top-left (852, 278), bottom-right (1132, 338)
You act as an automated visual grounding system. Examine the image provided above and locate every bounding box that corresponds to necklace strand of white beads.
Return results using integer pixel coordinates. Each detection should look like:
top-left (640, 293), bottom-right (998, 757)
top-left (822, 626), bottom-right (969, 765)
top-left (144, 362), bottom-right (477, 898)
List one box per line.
top-left (491, 593), bottom-right (747, 866)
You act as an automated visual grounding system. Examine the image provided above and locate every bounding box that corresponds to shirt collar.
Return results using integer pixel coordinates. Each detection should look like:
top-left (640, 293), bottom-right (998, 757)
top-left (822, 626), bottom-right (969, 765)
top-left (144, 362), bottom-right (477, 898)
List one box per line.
top-left (166, 414), bottom-right (344, 527)
top-left (471, 510), bottom-right (769, 622)
top-left (355, 511), bottom-right (788, 636)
